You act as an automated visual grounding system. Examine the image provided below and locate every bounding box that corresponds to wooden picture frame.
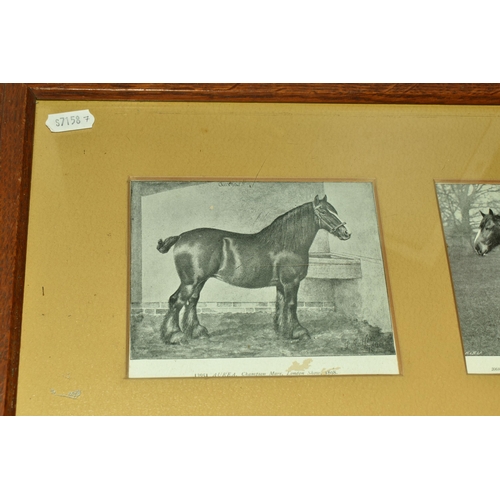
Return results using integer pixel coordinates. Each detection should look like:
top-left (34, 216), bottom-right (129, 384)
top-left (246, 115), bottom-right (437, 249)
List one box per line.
top-left (3, 83), bottom-right (500, 416)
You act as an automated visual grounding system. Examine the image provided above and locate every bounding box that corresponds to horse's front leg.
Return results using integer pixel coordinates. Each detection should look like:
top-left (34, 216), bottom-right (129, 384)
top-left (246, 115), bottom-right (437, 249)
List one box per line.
top-left (274, 284), bottom-right (286, 335)
top-left (181, 282), bottom-right (209, 340)
top-left (283, 282), bottom-right (310, 340)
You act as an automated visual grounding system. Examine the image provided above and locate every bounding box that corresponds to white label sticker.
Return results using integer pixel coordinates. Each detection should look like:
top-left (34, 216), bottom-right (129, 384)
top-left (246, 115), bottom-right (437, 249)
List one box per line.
top-left (46, 109), bottom-right (95, 133)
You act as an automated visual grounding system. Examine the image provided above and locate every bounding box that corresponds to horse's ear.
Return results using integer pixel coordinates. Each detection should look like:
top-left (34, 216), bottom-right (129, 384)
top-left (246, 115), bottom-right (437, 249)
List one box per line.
top-left (490, 209), bottom-right (495, 216)
top-left (480, 210), bottom-right (486, 217)
top-left (322, 195), bottom-right (327, 202)
top-left (313, 195), bottom-right (320, 207)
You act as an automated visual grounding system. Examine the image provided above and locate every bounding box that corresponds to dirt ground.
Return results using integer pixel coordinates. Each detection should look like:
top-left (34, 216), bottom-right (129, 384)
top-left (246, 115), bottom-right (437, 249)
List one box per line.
top-left (448, 250), bottom-right (500, 356)
top-left (130, 309), bottom-right (396, 360)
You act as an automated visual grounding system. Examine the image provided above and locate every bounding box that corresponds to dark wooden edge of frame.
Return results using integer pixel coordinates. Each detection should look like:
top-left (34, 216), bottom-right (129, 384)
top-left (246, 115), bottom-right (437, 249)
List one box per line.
top-left (19, 83), bottom-right (500, 104)
top-left (2, 83), bottom-right (500, 415)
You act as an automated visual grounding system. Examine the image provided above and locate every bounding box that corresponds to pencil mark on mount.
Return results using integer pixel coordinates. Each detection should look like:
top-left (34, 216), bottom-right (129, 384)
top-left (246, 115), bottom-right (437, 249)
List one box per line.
top-left (50, 389), bottom-right (81, 399)
top-left (251, 156), bottom-right (269, 187)
top-left (156, 195), bottom-right (351, 345)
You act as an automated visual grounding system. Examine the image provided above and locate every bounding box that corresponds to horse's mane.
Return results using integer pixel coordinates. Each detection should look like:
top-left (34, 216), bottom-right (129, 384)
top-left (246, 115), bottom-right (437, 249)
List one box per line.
top-left (256, 202), bottom-right (317, 252)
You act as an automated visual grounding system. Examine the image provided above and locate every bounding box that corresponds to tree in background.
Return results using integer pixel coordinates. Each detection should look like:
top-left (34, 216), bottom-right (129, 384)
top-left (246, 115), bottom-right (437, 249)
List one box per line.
top-left (436, 184), bottom-right (500, 252)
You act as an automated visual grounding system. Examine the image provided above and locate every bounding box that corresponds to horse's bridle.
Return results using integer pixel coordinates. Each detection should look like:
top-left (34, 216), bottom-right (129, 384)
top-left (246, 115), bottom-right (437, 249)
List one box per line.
top-left (314, 207), bottom-right (347, 234)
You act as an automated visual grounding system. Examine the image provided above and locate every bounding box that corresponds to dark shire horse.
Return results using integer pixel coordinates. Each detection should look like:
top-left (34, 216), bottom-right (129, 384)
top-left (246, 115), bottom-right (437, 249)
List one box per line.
top-left (474, 209), bottom-right (500, 256)
top-left (156, 195), bottom-right (351, 344)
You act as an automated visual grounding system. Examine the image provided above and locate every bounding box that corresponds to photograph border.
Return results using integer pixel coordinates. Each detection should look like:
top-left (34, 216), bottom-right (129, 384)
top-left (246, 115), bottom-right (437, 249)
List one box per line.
top-left (128, 177), bottom-right (399, 377)
top-left (434, 179), bottom-right (500, 373)
top-left (3, 83), bottom-right (500, 415)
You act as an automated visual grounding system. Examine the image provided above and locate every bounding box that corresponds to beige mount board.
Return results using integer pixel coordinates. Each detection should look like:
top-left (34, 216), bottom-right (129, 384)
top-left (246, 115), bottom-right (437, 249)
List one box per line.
top-left (16, 100), bottom-right (500, 415)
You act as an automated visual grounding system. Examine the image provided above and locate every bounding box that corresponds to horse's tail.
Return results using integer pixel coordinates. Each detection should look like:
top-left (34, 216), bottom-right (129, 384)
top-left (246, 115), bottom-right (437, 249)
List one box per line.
top-left (157, 235), bottom-right (180, 254)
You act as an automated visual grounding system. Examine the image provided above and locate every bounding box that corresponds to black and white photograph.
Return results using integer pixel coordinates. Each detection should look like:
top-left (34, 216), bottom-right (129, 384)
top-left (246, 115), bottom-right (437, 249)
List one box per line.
top-left (129, 180), bottom-right (398, 377)
top-left (436, 182), bottom-right (500, 373)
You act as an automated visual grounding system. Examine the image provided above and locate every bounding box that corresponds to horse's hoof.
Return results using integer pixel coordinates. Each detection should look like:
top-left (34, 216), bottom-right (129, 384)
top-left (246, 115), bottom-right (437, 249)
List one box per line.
top-left (160, 329), bottom-right (183, 344)
top-left (192, 325), bottom-right (209, 339)
top-left (160, 329), bottom-right (171, 344)
top-left (169, 331), bottom-right (186, 345)
top-left (291, 327), bottom-right (310, 340)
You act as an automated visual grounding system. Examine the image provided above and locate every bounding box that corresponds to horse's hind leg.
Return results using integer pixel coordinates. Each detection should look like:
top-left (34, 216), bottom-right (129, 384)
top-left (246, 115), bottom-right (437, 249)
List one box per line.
top-left (160, 283), bottom-right (195, 344)
top-left (182, 281), bottom-right (209, 339)
top-left (160, 285), bottom-right (182, 344)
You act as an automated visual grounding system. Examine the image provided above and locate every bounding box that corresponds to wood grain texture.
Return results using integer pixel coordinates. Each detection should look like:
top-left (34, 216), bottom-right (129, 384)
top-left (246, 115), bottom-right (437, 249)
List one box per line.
top-left (27, 83), bottom-right (500, 104)
top-left (0, 84), bottom-right (36, 415)
top-left (2, 83), bottom-right (500, 415)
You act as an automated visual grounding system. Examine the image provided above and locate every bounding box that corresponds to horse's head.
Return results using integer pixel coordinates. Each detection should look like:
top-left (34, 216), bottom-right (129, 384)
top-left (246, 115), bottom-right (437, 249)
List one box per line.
top-left (474, 209), bottom-right (500, 256)
top-left (313, 195), bottom-right (351, 240)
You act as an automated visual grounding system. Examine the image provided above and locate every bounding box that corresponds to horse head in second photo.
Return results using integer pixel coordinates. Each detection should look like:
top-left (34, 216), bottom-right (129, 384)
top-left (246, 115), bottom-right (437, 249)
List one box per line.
top-left (474, 209), bottom-right (500, 256)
